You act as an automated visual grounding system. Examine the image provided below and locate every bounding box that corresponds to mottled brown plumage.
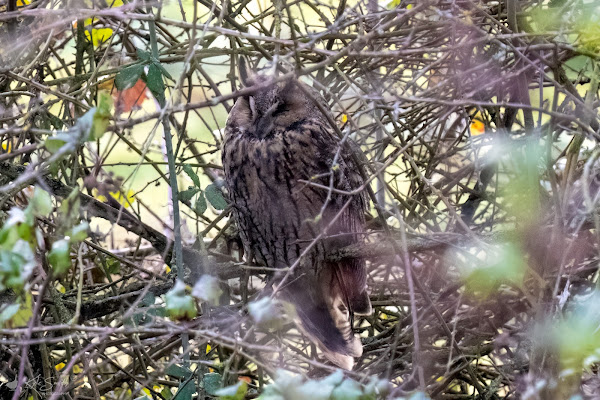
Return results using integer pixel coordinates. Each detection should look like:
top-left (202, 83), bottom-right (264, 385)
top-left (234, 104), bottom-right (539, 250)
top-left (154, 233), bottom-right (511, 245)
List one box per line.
top-left (222, 61), bottom-right (371, 369)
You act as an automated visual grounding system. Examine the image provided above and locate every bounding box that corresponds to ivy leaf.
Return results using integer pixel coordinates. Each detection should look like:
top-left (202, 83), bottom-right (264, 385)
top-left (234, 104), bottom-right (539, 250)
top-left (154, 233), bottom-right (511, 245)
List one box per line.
top-left (165, 281), bottom-right (197, 320)
top-left (166, 364), bottom-right (193, 379)
top-left (173, 379), bottom-right (194, 400)
top-left (183, 164), bottom-right (201, 188)
top-left (179, 187), bottom-right (199, 203)
top-left (115, 64), bottom-right (144, 91)
top-left (203, 372), bottom-right (222, 396)
top-left (49, 239), bottom-right (71, 276)
top-left (205, 184), bottom-right (227, 210)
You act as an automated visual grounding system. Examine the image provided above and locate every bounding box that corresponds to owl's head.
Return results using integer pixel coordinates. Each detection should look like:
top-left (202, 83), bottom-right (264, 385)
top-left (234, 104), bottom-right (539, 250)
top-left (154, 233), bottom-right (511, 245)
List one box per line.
top-left (228, 59), bottom-right (329, 139)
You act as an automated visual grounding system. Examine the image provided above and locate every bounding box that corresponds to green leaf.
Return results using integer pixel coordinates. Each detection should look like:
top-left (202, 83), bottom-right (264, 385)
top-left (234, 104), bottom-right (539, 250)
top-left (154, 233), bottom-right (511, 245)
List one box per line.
top-left (136, 48), bottom-right (152, 62)
top-left (115, 64), bottom-right (144, 91)
top-left (192, 275), bottom-right (222, 304)
top-left (364, 376), bottom-right (390, 398)
top-left (205, 184), bottom-right (227, 210)
top-left (48, 113), bottom-right (64, 129)
top-left (89, 91), bottom-right (112, 140)
top-left (179, 187), bottom-right (199, 203)
top-left (0, 240), bottom-right (35, 291)
top-left (59, 189), bottom-right (81, 228)
top-left (106, 258), bottom-right (121, 274)
top-left (44, 132), bottom-right (73, 154)
top-left (145, 63), bottom-right (165, 98)
top-left (183, 165), bottom-right (201, 188)
top-left (165, 281), bottom-right (197, 320)
top-left (11, 293), bottom-right (33, 327)
top-left (408, 392), bottom-right (431, 400)
top-left (165, 364), bottom-right (193, 379)
top-left (74, 107), bottom-right (96, 142)
top-left (154, 61), bottom-right (173, 80)
top-left (297, 376), bottom-right (337, 400)
top-left (203, 372), bottom-right (222, 395)
top-left (173, 379), bottom-right (195, 400)
top-left (30, 187), bottom-right (53, 216)
top-left (462, 243), bottom-right (526, 298)
top-left (215, 381), bottom-right (247, 400)
top-left (0, 303), bottom-right (20, 327)
top-left (320, 370), bottom-right (344, 387)
top-left (248, 297), bottom-right (286, 330)
top-left (161, 386), bottom-right (174, 400)
top-left (69, 222), bottom-right (89, 242)
top-left (195, 194), bottom-right (207, 215)
top-left (49, 239), bottom-right (71, 275)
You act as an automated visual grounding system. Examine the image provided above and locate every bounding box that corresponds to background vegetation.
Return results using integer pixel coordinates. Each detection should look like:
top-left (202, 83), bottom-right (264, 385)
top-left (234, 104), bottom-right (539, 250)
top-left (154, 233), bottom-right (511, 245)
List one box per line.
top-left (1, 0), bottom-right (600, 398)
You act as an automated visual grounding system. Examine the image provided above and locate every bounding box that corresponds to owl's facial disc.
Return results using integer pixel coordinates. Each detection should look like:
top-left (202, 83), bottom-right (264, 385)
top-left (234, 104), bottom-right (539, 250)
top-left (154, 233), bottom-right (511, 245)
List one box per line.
top-left (249, 97), bottom-right (283, 139)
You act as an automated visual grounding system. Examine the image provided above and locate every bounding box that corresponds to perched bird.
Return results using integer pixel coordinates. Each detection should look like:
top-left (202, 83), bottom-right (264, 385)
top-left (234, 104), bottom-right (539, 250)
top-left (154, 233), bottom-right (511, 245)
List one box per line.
top-left (222, 60), bottom-right (371, 369)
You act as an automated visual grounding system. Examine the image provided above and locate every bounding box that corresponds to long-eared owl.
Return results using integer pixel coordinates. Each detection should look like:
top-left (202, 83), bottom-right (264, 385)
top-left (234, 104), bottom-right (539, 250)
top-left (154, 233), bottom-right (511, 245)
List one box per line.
top-left (222, 59), bottom-right (372, 369)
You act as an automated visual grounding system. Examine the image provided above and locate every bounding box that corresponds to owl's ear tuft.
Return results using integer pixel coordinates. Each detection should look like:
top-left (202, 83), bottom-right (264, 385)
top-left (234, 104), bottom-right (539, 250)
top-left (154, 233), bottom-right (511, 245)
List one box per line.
top-left (238, 57), bottom-right (255, 88)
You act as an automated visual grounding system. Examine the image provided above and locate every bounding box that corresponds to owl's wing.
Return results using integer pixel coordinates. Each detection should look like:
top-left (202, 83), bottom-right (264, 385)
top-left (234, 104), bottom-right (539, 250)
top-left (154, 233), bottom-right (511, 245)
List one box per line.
top-left (332, 138), bottom-right (372, 316)
top-left (297, 134), bottom-right (372, 368)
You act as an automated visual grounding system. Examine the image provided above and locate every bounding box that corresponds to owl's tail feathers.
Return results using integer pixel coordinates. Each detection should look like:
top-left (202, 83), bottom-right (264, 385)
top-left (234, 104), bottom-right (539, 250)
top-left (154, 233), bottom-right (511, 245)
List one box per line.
top-left (286, 277), bottom-right (362, 370)
top-left (349, 290), bottom-right (372, 316)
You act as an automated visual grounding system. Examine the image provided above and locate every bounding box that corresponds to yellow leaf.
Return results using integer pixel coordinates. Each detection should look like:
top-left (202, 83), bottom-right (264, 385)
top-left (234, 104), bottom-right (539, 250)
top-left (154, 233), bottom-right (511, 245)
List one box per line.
top-left (16, 0), bottom-right (29, 6)
top-left (11, 294), bottom-right (33, 327)
top-left (93, 188), bottom-right (135, 208)
top-left (406, 4), bottom-right (413, 9)
top-left (55, 362), bottom-right (65, 371)
top-left (97, 78), bottom-right (115, 91)
top-left (470, 119), bottom-right (485, 136)
top-left (85, 27), bottom-right (113, 47)
top-left (1, 141), bottom-right (12, 153)
top-left (341, 114), bottom-right (348, 123)
top-left (108, 189), bottom-right (135, 208)
top-left (92, 188), bottom-right (108, 203)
